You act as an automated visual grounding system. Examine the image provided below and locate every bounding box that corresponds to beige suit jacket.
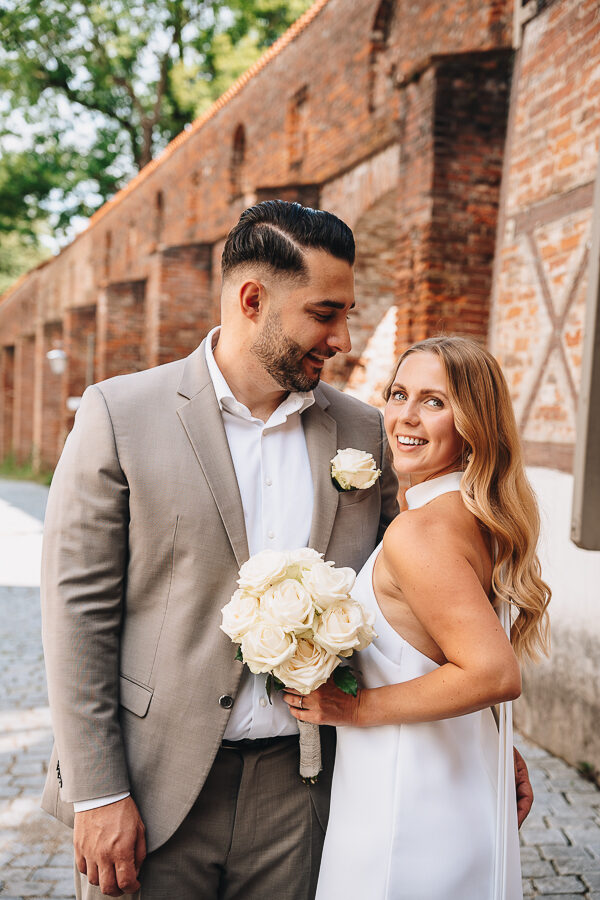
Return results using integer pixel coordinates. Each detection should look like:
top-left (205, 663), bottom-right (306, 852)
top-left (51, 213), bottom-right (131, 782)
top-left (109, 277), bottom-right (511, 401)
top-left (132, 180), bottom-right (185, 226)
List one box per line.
top-left (41, 341), bottom-right (399, 851)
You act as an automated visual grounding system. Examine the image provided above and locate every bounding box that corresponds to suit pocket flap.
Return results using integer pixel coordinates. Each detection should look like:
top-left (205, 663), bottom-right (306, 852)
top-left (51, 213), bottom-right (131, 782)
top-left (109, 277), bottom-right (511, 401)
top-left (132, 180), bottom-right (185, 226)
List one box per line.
top-left (119, 675), bottom-right (153, 718)
top-left (336, 483), bottom-right (377, 507)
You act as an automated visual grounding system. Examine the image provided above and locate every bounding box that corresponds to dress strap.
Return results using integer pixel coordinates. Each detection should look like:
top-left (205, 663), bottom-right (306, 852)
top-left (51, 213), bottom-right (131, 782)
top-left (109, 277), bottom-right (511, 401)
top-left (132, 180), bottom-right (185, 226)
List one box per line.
top-left (493, 600), bottom-right (518, 900)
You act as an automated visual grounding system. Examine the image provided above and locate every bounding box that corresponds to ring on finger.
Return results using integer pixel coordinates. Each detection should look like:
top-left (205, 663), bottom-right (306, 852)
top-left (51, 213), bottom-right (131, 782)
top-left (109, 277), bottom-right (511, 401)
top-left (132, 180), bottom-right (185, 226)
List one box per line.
top-left (299, 697), bottom-right (304, 709)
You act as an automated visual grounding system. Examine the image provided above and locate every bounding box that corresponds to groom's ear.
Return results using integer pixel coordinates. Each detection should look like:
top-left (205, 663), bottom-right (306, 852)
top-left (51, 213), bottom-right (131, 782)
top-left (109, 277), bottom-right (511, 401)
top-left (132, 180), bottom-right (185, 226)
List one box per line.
top-left (239, 278), bottom-right (265, 321)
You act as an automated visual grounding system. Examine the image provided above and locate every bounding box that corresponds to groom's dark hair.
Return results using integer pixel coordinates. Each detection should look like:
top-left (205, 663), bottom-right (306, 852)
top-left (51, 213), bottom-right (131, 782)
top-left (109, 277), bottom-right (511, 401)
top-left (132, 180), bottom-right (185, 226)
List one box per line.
top-left (221, 200), bottom-right (355, 281)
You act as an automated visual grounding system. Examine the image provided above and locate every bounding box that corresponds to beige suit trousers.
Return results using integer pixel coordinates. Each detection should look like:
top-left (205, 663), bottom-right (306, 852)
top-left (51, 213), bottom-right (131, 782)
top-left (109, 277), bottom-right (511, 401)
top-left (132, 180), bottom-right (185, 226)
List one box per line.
top-left (75, 735), bottom-right (332, 900)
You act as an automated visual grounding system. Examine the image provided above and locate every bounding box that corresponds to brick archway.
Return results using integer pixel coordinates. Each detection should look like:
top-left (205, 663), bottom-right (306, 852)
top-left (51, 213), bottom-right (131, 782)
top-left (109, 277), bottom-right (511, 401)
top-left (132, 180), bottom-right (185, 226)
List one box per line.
top-left (323, 187), bottom-right (398, 396)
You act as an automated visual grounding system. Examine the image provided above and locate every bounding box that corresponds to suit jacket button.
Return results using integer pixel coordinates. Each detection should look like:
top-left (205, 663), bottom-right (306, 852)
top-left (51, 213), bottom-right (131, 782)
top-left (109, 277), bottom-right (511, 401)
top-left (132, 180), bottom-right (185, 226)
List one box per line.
top-left (219, 695), bottom-right (234, 709)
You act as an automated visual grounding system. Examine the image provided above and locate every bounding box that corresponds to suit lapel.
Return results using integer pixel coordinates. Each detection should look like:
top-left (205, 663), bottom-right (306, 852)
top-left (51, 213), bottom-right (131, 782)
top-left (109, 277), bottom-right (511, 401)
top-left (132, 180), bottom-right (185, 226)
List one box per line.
top-left (177, 346), bottom-right (340, 563)
top-left (176, 344), bottom-right (249, 568)
top-left (304, 389), bottom-right (340, 555)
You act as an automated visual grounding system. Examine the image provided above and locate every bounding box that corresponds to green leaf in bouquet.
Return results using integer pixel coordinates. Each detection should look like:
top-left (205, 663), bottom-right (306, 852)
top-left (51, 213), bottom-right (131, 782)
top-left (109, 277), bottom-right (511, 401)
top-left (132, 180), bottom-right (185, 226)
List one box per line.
top-left (265, 673), bottom-right (285, 705)
top-left (333, 666), bottom-right (358, 697)
top-left (235, 645), bottom-right (244, 663)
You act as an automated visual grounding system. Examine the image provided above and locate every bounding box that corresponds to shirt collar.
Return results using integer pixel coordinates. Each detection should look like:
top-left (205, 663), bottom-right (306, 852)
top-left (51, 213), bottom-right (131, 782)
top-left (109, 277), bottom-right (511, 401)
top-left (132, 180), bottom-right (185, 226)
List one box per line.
top-left (204, 326), bottom-right (314, 423)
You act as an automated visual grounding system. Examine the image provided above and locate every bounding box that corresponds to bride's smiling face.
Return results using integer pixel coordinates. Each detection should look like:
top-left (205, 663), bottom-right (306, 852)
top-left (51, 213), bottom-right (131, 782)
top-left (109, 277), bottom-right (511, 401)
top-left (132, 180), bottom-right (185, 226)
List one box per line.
top-left (384, 350), bottom-right (464, 485)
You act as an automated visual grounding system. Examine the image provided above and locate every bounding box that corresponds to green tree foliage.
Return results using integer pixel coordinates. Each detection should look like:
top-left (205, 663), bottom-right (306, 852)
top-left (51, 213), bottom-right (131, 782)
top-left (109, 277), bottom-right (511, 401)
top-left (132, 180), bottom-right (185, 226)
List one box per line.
top-left (0, 231), bottom-right (51, 295)
top-left (0, 0), bottom-right (312, 243)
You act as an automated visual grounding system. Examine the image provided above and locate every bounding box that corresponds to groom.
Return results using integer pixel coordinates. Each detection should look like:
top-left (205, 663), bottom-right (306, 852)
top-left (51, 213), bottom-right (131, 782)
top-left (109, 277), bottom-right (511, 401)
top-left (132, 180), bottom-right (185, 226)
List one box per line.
top-left (41, 200), bottom-right (531, 898)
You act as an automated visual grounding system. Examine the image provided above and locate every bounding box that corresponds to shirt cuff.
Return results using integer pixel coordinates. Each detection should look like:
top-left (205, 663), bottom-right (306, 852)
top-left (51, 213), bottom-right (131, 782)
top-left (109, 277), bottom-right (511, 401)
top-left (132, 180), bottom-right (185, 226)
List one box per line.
top-left (73, 791), bottom-right (131, 813)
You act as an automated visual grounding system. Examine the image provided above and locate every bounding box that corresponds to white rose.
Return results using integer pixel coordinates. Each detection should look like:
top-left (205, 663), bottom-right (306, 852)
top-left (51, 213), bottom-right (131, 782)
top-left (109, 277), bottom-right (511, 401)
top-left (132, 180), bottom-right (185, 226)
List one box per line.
top-left (285, 547), bottom-right (328, 581)
top-left (287, 547), bottom-right (323, 566)
top-left (274, 638), bottom-right (340, 695)
top-left (240, 622), bottom-right (297, 674)
top-left (238, 549), bottom-right (289, 595)
top-left (261, 579), bottom-right (316, 634)
top-left (331, 448), bottom-right (381, 490)
top-left (355, 607), bottom-right (377, 651)
top-left (220, 589), bottom-right (260, 642)
top-left (313, 598), bottom-right (370, 655)
top-left (301, 562), bottom-right (356, 612)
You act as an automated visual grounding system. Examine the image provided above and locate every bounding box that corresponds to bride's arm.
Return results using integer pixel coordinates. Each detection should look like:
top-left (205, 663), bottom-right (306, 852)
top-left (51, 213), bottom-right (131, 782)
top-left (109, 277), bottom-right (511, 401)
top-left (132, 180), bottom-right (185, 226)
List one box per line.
top-left (284, 512), bottom-right (521, 728)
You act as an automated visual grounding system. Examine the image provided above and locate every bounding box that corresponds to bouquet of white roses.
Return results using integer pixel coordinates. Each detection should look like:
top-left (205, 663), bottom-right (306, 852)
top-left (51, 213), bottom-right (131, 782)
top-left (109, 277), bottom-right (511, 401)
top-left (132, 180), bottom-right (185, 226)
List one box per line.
top-left (220, 547), bottom-right (376, 780)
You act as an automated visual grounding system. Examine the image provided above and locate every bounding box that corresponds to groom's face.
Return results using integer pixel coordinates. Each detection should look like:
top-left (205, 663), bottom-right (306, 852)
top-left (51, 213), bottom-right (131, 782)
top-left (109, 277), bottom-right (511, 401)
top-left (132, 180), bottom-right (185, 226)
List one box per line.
top-left (251, 249), bottom-right (355, 392)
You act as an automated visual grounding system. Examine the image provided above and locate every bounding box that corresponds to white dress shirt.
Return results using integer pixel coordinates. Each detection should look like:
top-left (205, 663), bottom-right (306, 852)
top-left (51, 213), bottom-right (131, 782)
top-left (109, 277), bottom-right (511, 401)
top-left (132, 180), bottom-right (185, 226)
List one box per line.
top-left (75, 328), bottom-right (315, 810)
top-left (204, 328), bottom-right (315, 739)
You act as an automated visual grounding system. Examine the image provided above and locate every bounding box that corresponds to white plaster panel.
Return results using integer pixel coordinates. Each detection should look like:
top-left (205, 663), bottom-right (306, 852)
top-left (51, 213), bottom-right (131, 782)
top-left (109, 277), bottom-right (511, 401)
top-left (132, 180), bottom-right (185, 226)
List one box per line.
top-left (528, 466), bottom-right (600, 628)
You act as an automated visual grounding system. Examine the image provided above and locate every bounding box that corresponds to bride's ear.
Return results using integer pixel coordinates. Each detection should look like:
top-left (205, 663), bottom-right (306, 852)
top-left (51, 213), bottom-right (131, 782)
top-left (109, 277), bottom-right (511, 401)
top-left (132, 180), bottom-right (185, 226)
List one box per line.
top-left (461, 444), bottom-right (473, 468)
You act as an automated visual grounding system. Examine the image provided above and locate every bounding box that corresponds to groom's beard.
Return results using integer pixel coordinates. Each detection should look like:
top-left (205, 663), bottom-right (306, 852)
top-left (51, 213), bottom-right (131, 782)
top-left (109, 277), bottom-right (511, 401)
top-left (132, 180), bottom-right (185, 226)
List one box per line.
top-left (250, 309), bottom-right (333, 392)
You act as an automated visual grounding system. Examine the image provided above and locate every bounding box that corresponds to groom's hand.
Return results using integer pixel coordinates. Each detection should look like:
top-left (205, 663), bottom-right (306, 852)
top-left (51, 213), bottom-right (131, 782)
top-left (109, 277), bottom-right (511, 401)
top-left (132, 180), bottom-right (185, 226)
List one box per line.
top-left (74, 795), bottom-right (146, 896)
top-left (514, 747), bottom-right (533, 828)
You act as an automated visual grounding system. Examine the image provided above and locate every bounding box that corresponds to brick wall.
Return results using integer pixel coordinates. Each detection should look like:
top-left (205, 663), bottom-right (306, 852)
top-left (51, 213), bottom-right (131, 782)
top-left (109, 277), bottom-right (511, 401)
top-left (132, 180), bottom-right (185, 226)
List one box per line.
top-left (0, 0), bottom-right (514, 467)
top-left (393, 52), bottom-right (511, 351)
top-left (0, 345), bottom-right (15, 459)
top-left (427, 52), bottom-right (512, 340)
top-left (64, 305), bottom-right (96, 432)
top-left (395, 67), bottom-right (437, 351)
top-left (97, 281), bottom-right (147, 381)
top-left (490, 0), bottom-right (600, 473)
top-left (40, 322), bottom-right (64, 469)
top-left (14, 336), bottom-right (35, 465)
top-left (155, 243), bottom-right (214, 365)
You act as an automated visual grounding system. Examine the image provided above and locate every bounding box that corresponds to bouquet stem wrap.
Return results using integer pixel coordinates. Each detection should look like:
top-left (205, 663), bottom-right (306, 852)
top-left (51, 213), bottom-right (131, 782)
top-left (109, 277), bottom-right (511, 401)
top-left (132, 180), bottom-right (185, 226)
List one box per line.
top-left (298, 721), bottom-right (321, 781)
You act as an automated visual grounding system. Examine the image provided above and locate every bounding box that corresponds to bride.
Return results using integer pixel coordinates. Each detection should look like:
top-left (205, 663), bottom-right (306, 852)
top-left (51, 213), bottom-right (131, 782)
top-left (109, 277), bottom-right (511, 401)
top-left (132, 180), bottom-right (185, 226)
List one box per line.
top-left (284, 336), bottom-right (550, 900)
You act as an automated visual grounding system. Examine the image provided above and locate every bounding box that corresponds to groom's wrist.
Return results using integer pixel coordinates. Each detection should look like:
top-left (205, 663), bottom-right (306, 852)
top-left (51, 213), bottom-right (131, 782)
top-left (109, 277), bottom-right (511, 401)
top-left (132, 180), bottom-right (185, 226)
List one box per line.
top-left (73, 791), bottom-right (131, 813)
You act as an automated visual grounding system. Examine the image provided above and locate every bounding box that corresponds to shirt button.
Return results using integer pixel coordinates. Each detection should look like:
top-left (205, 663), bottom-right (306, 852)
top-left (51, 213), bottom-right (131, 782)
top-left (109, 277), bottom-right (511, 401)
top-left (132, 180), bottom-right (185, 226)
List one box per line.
top-left (259, 697), bottom-right (267, 708)
top-left (219, 695), bottom-right (234, 709)
top-left (265, 477), bottom-right (272, 486)
top-left (268, 530), bottom-right (275, 540)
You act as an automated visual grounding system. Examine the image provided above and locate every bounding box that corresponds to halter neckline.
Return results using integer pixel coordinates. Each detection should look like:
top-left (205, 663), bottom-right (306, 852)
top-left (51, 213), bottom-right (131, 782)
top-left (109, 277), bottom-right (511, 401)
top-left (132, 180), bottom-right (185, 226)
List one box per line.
top-left (404, 471), bottom-right (464, 510)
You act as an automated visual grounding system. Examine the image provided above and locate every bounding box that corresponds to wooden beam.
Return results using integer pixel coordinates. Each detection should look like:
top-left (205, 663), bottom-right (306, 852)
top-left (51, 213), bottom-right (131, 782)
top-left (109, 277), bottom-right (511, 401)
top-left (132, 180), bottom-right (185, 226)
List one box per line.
top-left (571, 149), bottom-right (600, 550)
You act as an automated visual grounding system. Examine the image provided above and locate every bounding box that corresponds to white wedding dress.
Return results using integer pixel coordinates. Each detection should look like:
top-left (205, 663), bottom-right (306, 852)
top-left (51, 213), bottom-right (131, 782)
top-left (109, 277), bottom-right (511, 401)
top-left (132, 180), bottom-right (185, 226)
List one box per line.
top-left (316, 472), bottom-right (522, 900)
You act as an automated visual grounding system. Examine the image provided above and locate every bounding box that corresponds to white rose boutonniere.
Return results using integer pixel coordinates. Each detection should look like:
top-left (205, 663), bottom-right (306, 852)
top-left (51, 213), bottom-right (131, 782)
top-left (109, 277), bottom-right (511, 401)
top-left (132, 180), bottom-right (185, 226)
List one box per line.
top-left (331, 448), bottom-right (381, 491)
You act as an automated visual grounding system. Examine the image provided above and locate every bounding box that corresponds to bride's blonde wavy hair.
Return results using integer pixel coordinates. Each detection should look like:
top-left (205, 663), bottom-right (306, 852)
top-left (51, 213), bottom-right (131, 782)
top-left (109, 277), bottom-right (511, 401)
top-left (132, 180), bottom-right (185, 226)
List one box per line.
top-left (384, 336), bottom-right (550, 662)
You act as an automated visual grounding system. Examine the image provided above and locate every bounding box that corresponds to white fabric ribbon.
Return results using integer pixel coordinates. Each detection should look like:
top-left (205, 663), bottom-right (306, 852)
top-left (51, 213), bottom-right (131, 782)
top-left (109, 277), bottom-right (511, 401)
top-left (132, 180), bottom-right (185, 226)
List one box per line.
top-left (493, 600), bottom-right (519, 900)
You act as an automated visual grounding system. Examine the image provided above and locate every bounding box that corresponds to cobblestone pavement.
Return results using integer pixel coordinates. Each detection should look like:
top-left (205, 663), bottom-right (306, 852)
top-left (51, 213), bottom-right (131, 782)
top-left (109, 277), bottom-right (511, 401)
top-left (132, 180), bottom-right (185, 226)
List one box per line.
top-left (1, 477), bottom-right (599, 899)
top-left (0, 480), bottom-right (73, 899)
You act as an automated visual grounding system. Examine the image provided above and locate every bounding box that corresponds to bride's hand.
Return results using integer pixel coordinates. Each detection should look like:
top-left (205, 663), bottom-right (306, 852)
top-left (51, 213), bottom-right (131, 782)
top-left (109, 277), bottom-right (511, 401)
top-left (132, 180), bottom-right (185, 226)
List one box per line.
top-left (283, 680), bottom-right (361, 727)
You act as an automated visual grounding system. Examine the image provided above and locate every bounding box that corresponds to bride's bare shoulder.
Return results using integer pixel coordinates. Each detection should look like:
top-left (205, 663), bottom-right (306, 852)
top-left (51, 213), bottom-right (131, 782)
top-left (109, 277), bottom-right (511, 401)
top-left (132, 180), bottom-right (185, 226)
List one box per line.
top-left (382, 493), bottom-right (475, 574)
